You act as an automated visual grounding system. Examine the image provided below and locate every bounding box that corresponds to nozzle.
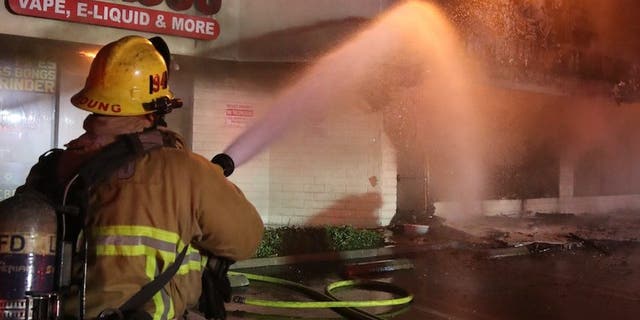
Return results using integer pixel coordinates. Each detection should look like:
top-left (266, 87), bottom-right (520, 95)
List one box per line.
top-left (211, 153), bottom-right (235, 177)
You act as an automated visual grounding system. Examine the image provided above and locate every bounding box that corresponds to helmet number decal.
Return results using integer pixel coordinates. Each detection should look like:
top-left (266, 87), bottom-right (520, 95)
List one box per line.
top-left (149, 71), bottom-right (168, 94)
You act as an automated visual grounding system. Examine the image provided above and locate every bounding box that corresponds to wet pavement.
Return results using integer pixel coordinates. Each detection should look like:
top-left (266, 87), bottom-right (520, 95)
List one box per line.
top-left (227, 239), bottom-right (640, 319)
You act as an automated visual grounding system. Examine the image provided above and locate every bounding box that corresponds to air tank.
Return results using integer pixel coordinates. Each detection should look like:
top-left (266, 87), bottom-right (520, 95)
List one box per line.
top-left (0, 191), bottom-right (57, 320)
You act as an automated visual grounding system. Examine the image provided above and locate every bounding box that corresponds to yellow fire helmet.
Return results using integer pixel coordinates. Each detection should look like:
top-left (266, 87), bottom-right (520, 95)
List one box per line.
top-left (71, 35), bottom-right (182, 116)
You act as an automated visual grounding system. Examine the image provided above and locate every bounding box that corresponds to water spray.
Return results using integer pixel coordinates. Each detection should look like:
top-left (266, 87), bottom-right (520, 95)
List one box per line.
top-left (216, 1), bottom-right (487, 211)
top-left (219, 1), bottom-right (420, 169)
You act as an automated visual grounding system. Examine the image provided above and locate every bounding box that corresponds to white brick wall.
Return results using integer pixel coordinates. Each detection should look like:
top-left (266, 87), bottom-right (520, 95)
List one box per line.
top-left (267, 102), bottom-right (394, 227)
top-left (379, 128), bottom-right (398, 225)
top-left (192, 69), bottom-right (397, 228)
top-left (192, 75), bottom-right (272, 222)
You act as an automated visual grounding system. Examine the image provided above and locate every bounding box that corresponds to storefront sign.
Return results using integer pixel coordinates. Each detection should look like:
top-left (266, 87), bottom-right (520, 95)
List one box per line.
top-left (7, 0), bottom-right (219, 40)
top-left (0, 59), bottom-right (56, 94)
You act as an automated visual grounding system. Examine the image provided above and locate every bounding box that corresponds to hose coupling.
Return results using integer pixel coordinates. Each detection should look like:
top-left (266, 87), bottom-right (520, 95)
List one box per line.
top-left (231, 296), bottom-right (246, 304)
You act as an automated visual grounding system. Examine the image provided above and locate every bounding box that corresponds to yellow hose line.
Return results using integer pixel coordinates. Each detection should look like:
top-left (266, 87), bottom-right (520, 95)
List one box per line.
top-left (239, 296), bottom-right (413, 309)
top-left (228, 271), bottom-right (413, 309)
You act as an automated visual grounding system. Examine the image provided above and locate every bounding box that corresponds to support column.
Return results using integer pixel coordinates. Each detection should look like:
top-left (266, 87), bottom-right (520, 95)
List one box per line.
top-left (559, 156), bottom-right (575, 198)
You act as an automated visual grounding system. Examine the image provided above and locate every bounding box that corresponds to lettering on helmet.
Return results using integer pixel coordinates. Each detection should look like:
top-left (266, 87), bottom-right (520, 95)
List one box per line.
top-left (149, 71), bottom-right (168, 94)
top-left (72, 95), bottom-right (122, 113)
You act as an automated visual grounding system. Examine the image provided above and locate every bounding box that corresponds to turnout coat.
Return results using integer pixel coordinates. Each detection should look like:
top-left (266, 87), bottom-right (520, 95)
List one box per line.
top-left (21, 115), bottom-right (264, 320)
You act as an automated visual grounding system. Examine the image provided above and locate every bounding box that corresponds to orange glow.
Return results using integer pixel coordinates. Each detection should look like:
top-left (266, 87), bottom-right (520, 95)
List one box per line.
top-left (78, 50), bottom-right (97, 59)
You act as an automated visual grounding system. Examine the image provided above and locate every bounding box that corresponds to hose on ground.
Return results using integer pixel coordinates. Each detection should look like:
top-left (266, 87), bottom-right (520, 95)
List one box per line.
top-left (227, 271), bottom-right (413, 320)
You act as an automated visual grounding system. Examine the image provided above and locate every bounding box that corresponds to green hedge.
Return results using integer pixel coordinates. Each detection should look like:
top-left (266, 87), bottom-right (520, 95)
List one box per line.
top-left (254, 225), bottom-right (385, 258)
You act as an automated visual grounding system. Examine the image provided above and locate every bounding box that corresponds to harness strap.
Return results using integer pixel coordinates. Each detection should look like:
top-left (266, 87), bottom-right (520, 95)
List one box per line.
top-left (96, 245), bottom-right (189, 320)
top-left (78, 130), bottom-right (170, 187)
top-left (67, 129), bottom-right (180, 320)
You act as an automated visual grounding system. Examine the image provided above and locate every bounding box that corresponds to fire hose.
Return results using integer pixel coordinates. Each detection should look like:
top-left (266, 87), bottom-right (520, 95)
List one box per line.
top-left (227, 271), bottom-right (413, 320)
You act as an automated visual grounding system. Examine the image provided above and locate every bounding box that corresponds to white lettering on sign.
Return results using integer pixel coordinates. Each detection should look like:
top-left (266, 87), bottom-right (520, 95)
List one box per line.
top-left (171, 16), bottom-right (214, 35)
top-left (17, 0), bottom-right (65, 14)
top-left (2, 189), bottom-right (16, 200)
top-left (7, 0), bottom-right (220, 40)
top-left (76, 3), bottom-right (150, 25)
top-left (0, 59), bottom-right (57, 93)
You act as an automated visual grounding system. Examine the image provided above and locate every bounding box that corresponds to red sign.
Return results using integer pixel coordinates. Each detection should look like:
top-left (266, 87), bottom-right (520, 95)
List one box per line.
top-left (7, 0), bottom-right (219, 40)
top-left (225, 104), bottom-right (254, 127)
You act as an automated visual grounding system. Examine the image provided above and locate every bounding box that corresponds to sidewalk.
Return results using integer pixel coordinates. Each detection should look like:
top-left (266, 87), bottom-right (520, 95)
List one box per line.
top-left (232, 212), bottom-right (640, 269)
top-left (231, 239), bottom-right (465, 269)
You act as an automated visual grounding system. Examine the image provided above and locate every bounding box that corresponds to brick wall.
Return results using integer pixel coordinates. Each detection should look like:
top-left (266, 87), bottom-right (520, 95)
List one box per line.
top-left (192, 74), bottom-right (272, 222)
top-left (191, 62), bottom-right (397, 227)
top-left (266, 98), bottom-right (395, 227)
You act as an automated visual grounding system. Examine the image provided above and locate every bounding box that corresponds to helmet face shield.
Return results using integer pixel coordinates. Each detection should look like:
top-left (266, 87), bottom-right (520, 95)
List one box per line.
top-left (71, 36), bottom-right (175, 116)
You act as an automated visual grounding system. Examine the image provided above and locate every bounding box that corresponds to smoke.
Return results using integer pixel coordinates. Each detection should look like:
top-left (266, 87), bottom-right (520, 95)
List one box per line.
top-left (225, 0), bottom-right (640, 221)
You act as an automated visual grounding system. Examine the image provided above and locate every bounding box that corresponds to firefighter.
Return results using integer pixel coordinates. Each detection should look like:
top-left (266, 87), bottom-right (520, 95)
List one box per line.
top-left (19, 35), bottom-right (264, 320)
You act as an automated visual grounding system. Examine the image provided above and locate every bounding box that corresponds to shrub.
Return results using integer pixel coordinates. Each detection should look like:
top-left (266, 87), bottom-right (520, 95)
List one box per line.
top-left (325, 225), bottom-right (385, 252)
top-left (254, 225), bottom-right (385, 258)
top-left (254, 227), bottom-right (282, 258)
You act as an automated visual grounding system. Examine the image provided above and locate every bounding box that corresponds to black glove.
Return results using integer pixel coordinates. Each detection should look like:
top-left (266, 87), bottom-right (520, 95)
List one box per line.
top-left (198, 257), bottom-right (234, 320)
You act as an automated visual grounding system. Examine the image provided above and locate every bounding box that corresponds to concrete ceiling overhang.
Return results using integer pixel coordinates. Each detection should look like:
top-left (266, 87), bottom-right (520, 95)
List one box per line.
top-left (198, 17), bottom-right (372, 62)
top-left (199, 0), bottom-right (640, 99)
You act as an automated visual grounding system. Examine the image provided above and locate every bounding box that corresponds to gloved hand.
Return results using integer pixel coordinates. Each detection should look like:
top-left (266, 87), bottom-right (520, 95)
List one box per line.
top-left (198, 257), bottom-right (234, 320)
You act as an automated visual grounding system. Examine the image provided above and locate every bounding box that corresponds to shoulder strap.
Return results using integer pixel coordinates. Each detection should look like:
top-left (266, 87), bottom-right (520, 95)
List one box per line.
top-left (77, 129), bottom-right (172, 188)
